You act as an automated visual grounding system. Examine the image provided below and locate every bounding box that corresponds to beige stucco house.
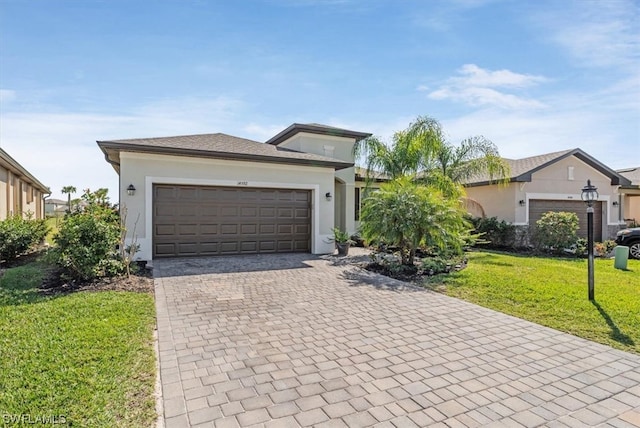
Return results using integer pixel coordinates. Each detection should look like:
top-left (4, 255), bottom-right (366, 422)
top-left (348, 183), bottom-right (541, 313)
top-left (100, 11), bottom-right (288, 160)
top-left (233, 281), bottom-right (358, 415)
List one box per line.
top-left (98, 124), bottom-right (370, 260)
top-left (0, 147), bottom-right (49, 220)
top-left (464, 148), bottom-right (633, 242)
top-left (617, 166), bottom-right (640, 227)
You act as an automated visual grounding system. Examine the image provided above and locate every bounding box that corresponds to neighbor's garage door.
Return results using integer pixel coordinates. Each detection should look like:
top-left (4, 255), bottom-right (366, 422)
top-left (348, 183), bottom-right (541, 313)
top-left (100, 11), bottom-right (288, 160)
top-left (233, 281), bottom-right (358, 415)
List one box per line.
top-left (153, 185), bottom-right (311, 257)
top-left (529, 199), bottom-right (602, 241)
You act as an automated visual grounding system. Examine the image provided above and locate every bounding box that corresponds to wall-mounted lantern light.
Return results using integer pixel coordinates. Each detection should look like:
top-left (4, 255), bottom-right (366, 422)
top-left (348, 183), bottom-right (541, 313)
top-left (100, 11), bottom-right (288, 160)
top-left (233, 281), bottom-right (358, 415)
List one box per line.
top-left (519, 199), bottom-right (525, 206)
top-left (612, 201), bottom-right (619, 207)
top-left (325, 192), bottom-right (332, 201)
top-left (127, 184), bottom-right (136, 196)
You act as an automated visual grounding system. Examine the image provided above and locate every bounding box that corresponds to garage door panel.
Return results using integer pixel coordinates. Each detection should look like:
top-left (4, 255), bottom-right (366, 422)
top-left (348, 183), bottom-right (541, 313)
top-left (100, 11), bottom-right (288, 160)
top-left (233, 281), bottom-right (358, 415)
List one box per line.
top-left (295, 224), bottom-right (310, 234)
top-left (220, 242), bottom-right (239, 254)
top-left (260, 224), bottom-right (275, 234)
top-left (153, 184), bottom-right (311, 257)
top-left (155, 243), bottom-right (176, 256)
top-left (240, 207), bottom-right (258, 217)
top-left (200, 224), bottom-right (218, 234)
top-left (278, 224), bottom-right (293, 234)
top-left (155, 224), bottom-right (175, 236)
top-left (241, 241), bottom-right (257, 252)
top-left (295, 208), bottom-right (310, 218)
top-left (198, 205), bottom-right (218, 217)
top-left (178, 187), bottom-right (197, 199)
top-left (241, 224), bottom-right (257, 234)
top-left (259, 241), bottom-right (276, 251)
top-left (277, 241), bottom-right (294, 251)
top-left (179, 205), bottom-right (198, 216)
top-left (220, 224), bottom-right (238, 235)
top-left (294, 240), bottom-right (309, 250)
top-left (220, 206), bottom-right (238, 216)
top-left (260, 207), bottom-right (276, 217)
top-left (177, 243), bottom-right (198, 254)
top-left (178, 224), bottom-right (198, 235)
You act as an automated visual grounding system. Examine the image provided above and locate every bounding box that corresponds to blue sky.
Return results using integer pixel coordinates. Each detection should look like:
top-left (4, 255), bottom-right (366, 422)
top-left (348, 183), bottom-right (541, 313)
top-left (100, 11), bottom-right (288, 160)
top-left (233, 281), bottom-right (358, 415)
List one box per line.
top-left (1, 0), bottom-right (638, 200)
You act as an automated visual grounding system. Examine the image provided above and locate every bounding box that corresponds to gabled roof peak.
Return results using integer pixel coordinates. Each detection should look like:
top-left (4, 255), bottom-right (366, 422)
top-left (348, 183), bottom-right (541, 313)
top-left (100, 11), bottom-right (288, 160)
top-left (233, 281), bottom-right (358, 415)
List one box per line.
top-left (266, 123), bottom-right (371, 146)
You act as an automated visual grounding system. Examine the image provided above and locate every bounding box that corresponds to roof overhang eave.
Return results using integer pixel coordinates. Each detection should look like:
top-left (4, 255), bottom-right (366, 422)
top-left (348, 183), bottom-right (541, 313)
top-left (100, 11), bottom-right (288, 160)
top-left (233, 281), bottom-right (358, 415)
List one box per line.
top-left (96, 142), bottom-right (354, 171)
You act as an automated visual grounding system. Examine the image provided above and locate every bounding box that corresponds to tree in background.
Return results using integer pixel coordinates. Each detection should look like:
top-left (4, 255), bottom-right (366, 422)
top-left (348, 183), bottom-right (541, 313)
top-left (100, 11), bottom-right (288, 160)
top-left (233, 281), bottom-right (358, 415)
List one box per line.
top-left (61, 185), bottom-right (77, 213)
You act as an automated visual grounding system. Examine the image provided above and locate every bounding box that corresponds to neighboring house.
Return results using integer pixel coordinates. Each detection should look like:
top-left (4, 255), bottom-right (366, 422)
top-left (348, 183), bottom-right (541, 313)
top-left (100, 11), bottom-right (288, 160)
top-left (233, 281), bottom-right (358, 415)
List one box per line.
top-left (44, 198), bottom-right (68, 215)
top-left (98, 124), bottom-right (370, 260)
top-left (464, 148), bottom-right (633, 242)
top-left (617, 167), bottom-right (640, 227)
top-left (0, 147), bottom-right (49, 220)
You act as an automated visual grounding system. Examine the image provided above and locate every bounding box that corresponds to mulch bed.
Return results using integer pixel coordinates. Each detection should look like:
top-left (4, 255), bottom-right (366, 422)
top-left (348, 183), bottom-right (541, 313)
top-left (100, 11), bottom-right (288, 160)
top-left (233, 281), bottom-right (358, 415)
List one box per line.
top-left (1, 250), bottom-right (154, 296)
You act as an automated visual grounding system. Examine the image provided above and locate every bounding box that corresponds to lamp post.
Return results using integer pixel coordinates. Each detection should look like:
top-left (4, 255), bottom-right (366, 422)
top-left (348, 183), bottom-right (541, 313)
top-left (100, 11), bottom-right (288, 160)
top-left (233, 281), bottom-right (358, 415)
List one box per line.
top-left (581, 179), bottom-right (598, 301)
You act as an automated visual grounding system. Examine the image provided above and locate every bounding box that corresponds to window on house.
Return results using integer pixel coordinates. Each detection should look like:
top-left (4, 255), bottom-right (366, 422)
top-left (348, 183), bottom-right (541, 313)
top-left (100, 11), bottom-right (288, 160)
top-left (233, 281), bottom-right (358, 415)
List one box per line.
top-left (568, 166), bottom-right (575, 181)
top-left (27, 185), bottom-right (34, 203)
top-left (355, 187), bottom-right (360, 221)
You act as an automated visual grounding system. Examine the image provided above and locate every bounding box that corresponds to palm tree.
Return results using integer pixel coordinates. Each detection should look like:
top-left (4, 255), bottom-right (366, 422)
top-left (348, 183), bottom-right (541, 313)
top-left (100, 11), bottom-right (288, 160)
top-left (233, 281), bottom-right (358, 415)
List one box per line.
top-left (354, 115), bottom-right (510, 205)
top-left (61, 185), bottom-right (77, 213)
top-left (353, 115), bottom-right (444, 181)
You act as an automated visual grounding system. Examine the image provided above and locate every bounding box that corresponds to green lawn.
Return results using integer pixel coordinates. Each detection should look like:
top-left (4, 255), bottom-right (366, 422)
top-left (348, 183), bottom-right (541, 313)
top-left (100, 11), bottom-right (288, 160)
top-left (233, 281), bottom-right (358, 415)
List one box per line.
top-left (45, 216), bottom-right (61, 245)
top-left (427, 251), bottom-right (640, 354)
top-left (0, 262), bottom-right (157, 427)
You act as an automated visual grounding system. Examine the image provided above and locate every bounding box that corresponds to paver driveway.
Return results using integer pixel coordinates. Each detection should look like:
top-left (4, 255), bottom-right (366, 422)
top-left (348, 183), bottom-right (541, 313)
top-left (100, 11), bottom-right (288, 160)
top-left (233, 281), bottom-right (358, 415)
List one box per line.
top-left (154, 251), bottom-right (640, 428)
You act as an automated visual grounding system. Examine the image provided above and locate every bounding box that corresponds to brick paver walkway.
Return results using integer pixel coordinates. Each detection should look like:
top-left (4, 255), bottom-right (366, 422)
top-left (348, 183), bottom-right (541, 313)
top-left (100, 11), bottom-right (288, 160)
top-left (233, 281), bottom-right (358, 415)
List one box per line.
top-left (153, 251), bottom-right (640, 427)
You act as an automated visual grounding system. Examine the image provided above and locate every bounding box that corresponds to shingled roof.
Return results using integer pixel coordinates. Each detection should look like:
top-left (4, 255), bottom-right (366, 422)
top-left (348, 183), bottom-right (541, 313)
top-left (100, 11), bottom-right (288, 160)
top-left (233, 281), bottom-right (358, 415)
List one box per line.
top-left (617, 166), bottom-right (640, 187)
top-left (98, 132), bottom-right (354, 173)
top-left (0, 147), bottom-right (49, 193)
top-left (266, 123), bottom-right (371, 146)
top-left (465, 148), bottom-right (631, 187)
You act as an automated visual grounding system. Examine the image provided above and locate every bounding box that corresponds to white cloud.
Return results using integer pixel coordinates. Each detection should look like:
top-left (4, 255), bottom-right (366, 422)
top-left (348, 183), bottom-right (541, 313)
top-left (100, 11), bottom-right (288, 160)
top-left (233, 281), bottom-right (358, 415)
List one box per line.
top-left (535, 0), bottom-right (640, 70)
top-left (455, 64), bottom-right (548, 88)
top-left (427, 64), bottom-right (548, 110)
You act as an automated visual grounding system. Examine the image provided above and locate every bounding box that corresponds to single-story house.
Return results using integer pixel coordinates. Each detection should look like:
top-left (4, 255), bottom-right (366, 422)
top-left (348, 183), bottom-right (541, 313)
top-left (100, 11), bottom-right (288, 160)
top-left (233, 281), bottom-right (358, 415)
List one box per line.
top-left (0, 147), bottom-right (49, 220)
top-left (98, 124), bottom-right (370, 260)
top-left (464, 148), bottom-right (634, 242)
top-left (617, 166), bottom-right (640, 227)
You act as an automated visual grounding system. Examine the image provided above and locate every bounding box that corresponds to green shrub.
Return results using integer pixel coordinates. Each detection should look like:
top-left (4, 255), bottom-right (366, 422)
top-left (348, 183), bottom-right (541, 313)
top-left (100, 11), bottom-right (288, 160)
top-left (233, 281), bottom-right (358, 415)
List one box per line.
top-left (420, 257), bottom-right (448, 274)
top-left (533, 211), bottom-right (579, 252)
top-left (595, 240), bottom-right (617, 257)
top-left (360, 177), bottom-right (470, 266)
top-left (470, 216), bottom-right (516, 248)
top-left (0, 215), bottom-right (49, 262)
top-left (53, 189), bottom-right (131, 281)
top-left (575, 238), bottom-right (588, 256)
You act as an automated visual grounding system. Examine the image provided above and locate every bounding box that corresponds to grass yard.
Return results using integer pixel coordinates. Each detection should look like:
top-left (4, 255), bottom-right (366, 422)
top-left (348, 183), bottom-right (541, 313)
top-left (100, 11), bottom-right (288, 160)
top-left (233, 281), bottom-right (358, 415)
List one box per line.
top-left (427, 251), bottom-right (640, 354)
top-left (0, 261), bottom-right (157, 427)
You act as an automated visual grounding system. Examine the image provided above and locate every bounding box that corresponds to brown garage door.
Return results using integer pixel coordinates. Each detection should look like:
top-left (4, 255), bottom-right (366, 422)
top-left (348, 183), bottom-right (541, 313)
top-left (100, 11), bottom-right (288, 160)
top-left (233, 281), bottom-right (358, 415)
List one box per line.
top-left (529, 199), bottom-right (602, 241)
top-left (153, 185), bottom-right (311, 257)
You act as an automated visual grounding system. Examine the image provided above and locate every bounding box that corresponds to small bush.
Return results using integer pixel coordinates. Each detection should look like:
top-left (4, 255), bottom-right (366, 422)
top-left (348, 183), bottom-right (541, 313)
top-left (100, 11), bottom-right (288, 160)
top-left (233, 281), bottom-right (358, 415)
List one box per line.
top-left (575, 238), bottom-right (588, 256)
top-left (533, 211), bottom-right (579, 253)
top-left (0, 215), bottom-right (49, 262)
top-left (470, 216), bottom-right (516, 248)
top-left (53, 189), bottom-right (131, 281)
top-left (595, 240), bottom-right (617, 257)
